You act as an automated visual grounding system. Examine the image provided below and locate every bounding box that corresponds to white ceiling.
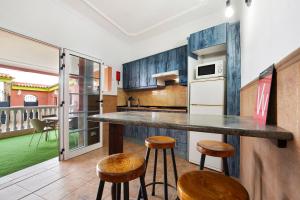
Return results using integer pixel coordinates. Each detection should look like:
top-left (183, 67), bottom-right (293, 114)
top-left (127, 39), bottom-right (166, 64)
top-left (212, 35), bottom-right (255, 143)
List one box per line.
top-left (61, 0), bottom-right (225, 37)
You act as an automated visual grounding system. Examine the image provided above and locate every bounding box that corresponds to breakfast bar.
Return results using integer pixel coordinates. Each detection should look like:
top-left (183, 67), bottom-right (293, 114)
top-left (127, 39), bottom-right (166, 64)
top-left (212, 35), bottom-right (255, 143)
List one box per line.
top-left (88, 111), bottom-right (293, 155)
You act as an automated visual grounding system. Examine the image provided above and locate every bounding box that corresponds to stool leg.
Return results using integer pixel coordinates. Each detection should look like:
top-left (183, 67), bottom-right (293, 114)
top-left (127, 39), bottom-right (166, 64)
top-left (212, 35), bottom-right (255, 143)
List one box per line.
top-left (145, 148), bottom-right (151, 168)
top-left (112, 183), bottom-right (117, 200)
top-left (223, 157), bottom-right (230, 176)
top-left (163, 149), bottom-right (168, 200)
top-left (96, 180), bottom-right (105, 200)
top-left (151, 149), bottom-right (158, 196)
top-left (170, 148), bottom-right (178, 188)
top-left (138, 148), bottom-right (151, 200)
top-left (200, 154), bottom-right (206, 170)
top-left (140, 175), bottom-right (148, 200)
top-left (116, 183), bottom-right (121, 200)
top-left (124, 182), bottom-right (129, 200)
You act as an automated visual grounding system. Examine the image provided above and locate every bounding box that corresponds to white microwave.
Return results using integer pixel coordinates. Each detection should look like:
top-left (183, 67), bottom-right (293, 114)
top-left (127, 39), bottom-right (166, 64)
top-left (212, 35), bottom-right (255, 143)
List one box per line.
top-left (195, 60), bottom-right (225, 79)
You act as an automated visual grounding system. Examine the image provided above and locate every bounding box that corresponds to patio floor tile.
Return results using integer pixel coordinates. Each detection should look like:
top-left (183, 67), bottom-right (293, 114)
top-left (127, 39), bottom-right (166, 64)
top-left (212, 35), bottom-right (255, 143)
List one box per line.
top-left (0, 185), bottom-right (31, 200)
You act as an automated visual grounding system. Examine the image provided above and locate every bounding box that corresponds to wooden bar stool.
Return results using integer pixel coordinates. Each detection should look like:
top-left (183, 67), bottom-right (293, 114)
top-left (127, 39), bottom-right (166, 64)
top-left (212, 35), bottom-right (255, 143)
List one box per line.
top-left (96, 153), bottom-right (148, 200)
top-left (197, 140), bottom-right (234, 176)
top-left (138, 136), bottom-right (178, 200)
top-left (177, 171), bottom-right (249, 200)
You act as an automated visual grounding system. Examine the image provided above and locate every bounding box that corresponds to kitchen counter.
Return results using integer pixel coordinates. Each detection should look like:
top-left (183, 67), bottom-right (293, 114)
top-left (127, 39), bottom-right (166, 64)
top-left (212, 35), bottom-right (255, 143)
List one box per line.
top-left (88, 111), bottom-right (293, 154)
top-left (117, 106), bottom-right (187, 113)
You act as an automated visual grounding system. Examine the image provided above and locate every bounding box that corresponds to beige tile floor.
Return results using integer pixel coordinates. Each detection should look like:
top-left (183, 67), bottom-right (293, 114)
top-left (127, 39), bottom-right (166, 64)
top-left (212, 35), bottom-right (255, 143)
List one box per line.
top-left (0, 140), bottom-right (200, 200)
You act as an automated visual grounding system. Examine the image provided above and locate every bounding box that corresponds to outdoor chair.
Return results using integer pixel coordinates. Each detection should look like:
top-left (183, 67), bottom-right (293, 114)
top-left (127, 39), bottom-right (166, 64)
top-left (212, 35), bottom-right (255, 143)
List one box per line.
top-left (29, 119), bottom-right (55, 148)
top-left (42, 114), bottom-right (59, 136)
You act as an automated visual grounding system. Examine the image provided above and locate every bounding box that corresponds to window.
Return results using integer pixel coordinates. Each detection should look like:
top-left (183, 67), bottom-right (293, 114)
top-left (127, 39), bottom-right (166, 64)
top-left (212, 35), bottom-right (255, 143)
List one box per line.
top-left (24, 95), bottom-right (37, 103)
top-left (24, 94), bottom-right (38, 106)
top-left (0, 82), bottom-right (10, 102)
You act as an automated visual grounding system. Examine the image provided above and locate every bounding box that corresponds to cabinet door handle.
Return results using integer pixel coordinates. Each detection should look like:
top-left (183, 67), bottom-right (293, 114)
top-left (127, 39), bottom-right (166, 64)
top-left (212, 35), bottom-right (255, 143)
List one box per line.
top-left (97, 100), bottom-right (103, 103)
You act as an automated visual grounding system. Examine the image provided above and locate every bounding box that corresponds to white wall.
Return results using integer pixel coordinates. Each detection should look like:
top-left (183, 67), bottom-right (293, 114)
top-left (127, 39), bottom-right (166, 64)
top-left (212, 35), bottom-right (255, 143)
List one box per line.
top-left (128, 12), bottom-right (228, 61)
top-left (240, 0), bottom-right (300, 86)
top-left (0, 0), bottom-right (245, 90)
top-left (0, 29), bottom-right (59, 74)
top-left (125, 0), bottom-right (241, 62)
top-left (0, 0), bottom-right (131, 77)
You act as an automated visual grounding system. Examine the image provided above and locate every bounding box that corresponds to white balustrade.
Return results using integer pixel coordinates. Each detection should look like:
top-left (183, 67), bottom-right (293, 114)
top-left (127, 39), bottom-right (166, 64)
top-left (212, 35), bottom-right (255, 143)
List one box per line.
top-left (20, 109), bottom-right (24, 130)
top-left (5, 110), bottom-right (10, 132)
top-left (0, 105), bottom-right (58, 136)
top-left (26, 109), bottom-right (31, 129)
top-left (13, 109), bottom-right (17, 131)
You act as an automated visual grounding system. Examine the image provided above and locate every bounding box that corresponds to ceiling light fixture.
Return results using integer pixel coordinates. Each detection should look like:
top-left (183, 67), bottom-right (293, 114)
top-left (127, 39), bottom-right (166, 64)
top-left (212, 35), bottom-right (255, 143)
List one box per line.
top-left (225, 0), bottom-right (234, 18)
top-left (225, 0), bottom-right (252, 18)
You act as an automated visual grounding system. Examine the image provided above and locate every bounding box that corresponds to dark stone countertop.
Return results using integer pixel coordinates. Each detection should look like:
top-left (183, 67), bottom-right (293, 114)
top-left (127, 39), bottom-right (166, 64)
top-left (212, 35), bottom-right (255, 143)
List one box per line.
top-left (117, 106), bottom-right (187, 113)
top-left (88, 111), bottom-right (293, 141)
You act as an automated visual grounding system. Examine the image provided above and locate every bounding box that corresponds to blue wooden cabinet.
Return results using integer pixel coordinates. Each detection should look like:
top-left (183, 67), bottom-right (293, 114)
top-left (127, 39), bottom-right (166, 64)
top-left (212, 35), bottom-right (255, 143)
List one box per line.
top-left (122, 63), bottom-right (129, 89)
top-left (123, 60), bottom-right (141, 89)
top-left (189, 23), bottom-right (227, 55)
top-left (139, 58), bottom-right (148, 88)
top-left (124, 124), bottom-right (187, 159)
top-left (166, 48), bottom-right (177, 71)
top-left (155, 52), bottom-right (168, 73)
top-left (147, 56), bottom-right (157, 87)
top-left (167, 129), bottom-right (188, 158)
top-left (131, 60), bottom-right (140, 89)
top-left (128, 62), bottom-right (134, 89)
top-left (177, 46), bottom-right (188, 85)
top-left (123, 45), bottom-right (187, 90)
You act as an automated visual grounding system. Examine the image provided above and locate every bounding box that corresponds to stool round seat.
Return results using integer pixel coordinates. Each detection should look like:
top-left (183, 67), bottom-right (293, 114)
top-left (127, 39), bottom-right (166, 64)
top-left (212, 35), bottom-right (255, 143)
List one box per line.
top-left (97, 153), bottom-right (145, 183)
top-left (145, 136), bottom-right (175, 149)
top-left (197, 140), bottom-right (234, 157)
top-left (177, 171), bottom-right (249, 200)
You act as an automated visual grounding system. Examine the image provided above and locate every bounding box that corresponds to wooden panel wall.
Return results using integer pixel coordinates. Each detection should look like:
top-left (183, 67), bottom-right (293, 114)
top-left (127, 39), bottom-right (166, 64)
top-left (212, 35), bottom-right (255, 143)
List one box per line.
top-left (226, 22), bottom-right (241, 177)
top-left (102, 95), bottom-right (117, 147)
top-left (240, 48), bottom-right (300, 199)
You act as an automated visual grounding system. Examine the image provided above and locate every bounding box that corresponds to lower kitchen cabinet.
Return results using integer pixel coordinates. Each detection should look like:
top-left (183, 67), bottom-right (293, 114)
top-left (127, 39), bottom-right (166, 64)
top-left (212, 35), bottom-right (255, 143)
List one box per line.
top-left (167, 129), bottom-right (188, 158)
top-left (124, 125), bottom-right (187, 159)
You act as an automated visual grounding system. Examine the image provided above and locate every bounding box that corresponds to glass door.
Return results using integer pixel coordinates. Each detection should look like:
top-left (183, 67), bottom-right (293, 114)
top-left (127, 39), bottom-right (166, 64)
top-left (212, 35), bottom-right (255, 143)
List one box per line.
top-left (59, 49), bottom-right (103, 160)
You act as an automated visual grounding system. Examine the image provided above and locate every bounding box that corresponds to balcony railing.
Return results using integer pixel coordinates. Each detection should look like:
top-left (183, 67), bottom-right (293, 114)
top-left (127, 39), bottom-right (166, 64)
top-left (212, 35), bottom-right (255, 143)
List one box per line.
top-left (0, 105), bottom-right (58, 135)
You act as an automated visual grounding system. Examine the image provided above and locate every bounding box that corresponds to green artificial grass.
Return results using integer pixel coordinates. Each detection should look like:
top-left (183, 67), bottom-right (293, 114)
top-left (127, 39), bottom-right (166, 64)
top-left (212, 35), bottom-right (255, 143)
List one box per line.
top-left (0, 131), bottom-right (79, 177)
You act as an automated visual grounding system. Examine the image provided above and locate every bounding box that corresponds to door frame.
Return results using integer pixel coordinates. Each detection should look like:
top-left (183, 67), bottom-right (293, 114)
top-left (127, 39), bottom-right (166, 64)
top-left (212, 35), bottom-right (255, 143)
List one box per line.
top-left (59, 49), bottom-right (103, 160)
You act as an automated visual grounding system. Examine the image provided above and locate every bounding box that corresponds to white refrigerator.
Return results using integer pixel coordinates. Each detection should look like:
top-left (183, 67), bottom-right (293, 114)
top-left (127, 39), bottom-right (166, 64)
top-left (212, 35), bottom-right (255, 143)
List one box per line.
top-left (188, 77), bottom-right (225, 171)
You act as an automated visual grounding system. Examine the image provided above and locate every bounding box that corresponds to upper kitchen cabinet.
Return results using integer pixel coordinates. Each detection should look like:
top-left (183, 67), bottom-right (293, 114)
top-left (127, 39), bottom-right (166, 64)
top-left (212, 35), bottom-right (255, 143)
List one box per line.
top-left (189, 23), bottom-right (227, 56)
top-left (139, 58), bottom-right (148, 88)
top-left (123, 63), bottom-right (130, 89)
top-left (123, 45), bottom-right (188, 90)
top-left (123, 60), bottom-right (140, 90)
top-left (166, 48), bottom-right (177, 71)
top-left (147, 56), bottom-right (157, 87)
top-left (177, 46), bottom-right (188, 85)
top-left (155, 52), bottom-right (168, 73)
top-left (131, 60), bottom-right (140, 89)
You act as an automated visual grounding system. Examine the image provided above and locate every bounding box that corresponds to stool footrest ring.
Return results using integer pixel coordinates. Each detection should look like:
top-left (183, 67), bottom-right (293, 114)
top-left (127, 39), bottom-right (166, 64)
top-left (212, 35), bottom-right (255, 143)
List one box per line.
top-left (145, 181), bottom-right (176, 189)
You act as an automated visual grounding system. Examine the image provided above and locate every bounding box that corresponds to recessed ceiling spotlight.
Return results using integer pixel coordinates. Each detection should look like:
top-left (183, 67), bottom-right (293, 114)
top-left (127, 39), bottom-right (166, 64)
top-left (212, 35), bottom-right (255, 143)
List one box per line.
top-left (225, 0), bottom-right (234, 18)
top-left (245, 0), bottom-right (252, 6)
top-left (225, 0), bottom-right (252, 18)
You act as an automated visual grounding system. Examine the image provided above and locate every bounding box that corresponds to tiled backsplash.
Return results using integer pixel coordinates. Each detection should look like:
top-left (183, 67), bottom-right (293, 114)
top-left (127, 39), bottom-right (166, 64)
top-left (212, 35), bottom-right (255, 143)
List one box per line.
top-left (117, 84), bottom-right (187, 107)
